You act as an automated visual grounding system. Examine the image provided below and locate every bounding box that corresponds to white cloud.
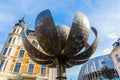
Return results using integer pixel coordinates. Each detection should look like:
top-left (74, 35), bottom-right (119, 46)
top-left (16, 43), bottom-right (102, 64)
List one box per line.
top-left (92, 47), bottom-right (113, 58)
top-left (107, 33), bottom-right (119, 39)
top-left (103, 48), bottom-right (112, 54)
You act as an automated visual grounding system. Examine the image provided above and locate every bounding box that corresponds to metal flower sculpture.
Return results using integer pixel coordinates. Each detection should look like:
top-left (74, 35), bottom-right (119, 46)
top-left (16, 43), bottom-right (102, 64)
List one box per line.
top-left (22, 9), bottom-right (98, 80)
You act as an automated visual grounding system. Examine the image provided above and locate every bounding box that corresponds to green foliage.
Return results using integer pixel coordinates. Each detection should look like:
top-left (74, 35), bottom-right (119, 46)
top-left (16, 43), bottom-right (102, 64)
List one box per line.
top-left (102, 66), bottom-right (114, 80)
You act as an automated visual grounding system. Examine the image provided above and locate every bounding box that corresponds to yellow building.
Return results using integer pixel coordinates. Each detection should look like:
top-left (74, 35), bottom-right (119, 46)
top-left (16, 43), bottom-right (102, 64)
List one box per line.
top-left (109, 38), bottom-right (120, 77)
top-left (0, 18), bottom-right (56, 80)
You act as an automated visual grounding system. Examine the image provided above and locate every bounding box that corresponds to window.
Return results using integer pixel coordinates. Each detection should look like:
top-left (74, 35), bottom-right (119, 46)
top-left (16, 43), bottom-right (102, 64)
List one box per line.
top-left (8, 37), bottom-right (12, 43)
top-left (28, 64), bottom-right (34, 72)
top-left (18, 50), bottom-right (25, 58)
top-left (113, 42), bottom-right (120, 49)
top-left (32, 41), bottom-right (38, 48)
top-left (7, 48), bottom-right (12, 55)
top-left (40, 65), bottom-right (46, 75)
top-left (12, 37), bottom-right (16, 43)
top-left (3, 48), bottom-right (8, 55)
top-left (14, 63), bottom-right (21, 72)
top-left (20, 30), bottom-right (23, 34)
top-left (13, 28), bottom-right (16, 33)
top-left (26, 31), bottom-right (35, 36)
top-left (115, 54), bottom-right (120, 62)
top-left (17, 29), bottom-right (19, 33)
top-left (0, 60), bottom-right (4, 70)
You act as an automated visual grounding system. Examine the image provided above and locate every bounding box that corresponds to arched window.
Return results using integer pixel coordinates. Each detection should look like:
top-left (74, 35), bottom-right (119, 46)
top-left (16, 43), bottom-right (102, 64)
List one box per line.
top-left (115, 54), bottom-right (120, 62)
top-left (40, 65), bottom-right (46, 75)
top-left (14, 63), bottom-right (21, 72)
top-left (7, 48), bottom-right (12, 56)
top-left (8, 37), bottom-right (12, 43)
top-left (28, 64), bottom-right (34, 72)
top-left (13, 28), bottom-right (16, 33)
top-left (32, 40), bottom-right (38, 48)
top-left (18, 50), bottom-right (25, 58)
top-left (3, 48), bottom-right (8, 55)
top-left (17, 29), bottom-right (19, 33)
top-left (0, 60), bottom-right (4, 70)
top-left (12, 37), bottom-right (16, 43)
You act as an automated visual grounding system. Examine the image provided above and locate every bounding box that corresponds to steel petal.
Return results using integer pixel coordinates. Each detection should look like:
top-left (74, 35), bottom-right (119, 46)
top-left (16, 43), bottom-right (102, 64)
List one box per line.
top-left (56, 25), bottom-right (70, 52)
top-left (71, 27), bottom-right (98, 60)
top-left (66, 62), bottom-right (73, 68)
top-left (67, 59), bottom-right (89, 65)
top-left (22, 25), bottom-right (52, 61)
top-left (47, 63), bottom-right (56, 68)
top-left (28, 53), bottom-right (53, 65)
top-left (35, 9), bottom-right (61, 55)
top-left (63, 11), bottom-right (90, 55)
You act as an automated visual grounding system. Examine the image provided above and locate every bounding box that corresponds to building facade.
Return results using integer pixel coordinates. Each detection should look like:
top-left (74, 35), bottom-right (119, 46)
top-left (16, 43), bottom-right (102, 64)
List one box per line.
top-left (78, 55), bottom-right (119, 80)
top-left (110, 38), bottom-right (120, 77)
top-left (0, 18), bottom-right (56, 80)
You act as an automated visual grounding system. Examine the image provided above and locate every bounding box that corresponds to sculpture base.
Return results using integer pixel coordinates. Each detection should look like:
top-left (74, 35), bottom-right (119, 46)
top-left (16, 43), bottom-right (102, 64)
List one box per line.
top-left (56, 64), bottom-right (66, 80)
top-left (56, 77), bottom-right (67, 80)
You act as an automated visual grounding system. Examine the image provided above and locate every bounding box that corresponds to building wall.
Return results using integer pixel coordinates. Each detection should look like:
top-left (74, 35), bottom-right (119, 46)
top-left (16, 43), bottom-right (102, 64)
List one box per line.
top-left (110, 45), bottom-right (120, 77)
top-left (48, 68), bottom-right (57, 80)
top-left (0, 18), bottom-right (57, 80)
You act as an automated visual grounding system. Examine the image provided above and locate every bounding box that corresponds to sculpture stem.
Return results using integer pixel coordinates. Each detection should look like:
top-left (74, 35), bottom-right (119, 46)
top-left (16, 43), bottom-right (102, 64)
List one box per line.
top-left (56, 64), bottom-right (67, 80)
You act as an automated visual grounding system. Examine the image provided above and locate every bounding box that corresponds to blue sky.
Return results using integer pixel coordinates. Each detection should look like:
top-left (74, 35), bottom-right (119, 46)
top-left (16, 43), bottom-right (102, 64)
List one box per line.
top-left (0, 0), bottom-right (120, 80)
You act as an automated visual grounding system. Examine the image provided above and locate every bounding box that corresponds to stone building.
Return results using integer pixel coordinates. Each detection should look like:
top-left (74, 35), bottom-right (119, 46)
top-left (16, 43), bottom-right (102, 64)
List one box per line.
top-left (0, 17), bottom-right (56, 80)
top-left (110, 38), bottom-right (120, 77)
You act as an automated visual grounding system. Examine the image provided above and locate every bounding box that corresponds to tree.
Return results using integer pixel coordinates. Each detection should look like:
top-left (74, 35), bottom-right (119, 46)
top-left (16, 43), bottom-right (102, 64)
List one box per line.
top-left (102, 66), bottom-right (114, 80)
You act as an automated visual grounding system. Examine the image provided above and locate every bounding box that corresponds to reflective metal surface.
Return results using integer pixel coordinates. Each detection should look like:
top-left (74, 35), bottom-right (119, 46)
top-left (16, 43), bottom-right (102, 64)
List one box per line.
top-left (35, 9), bottom-right (61, 55)
top-left (78, 55), bottom-right (119, 80)
top-left (22, 9), bottom-right (99, 80)
top-left (63, 11), bottom-right (90, 55)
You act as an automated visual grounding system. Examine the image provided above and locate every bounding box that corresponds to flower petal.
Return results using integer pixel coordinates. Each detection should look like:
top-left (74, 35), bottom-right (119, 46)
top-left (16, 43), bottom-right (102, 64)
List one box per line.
top-left (67, 59), bottom-right (88, 65)
top-left (47, 63), bottom-right (56, 68)
top-left (71, 27), bottom-right (98, 61)
top-left (35, 9), bottom-right (61, 55)
top-left (28, 53), bottom-right (53, 65)
top-left (63, 11), bottom-right (90, 55)
top-left (56, 25), bottom-right (70, 52)
top-left (22, 25), bottom-right (52, 61)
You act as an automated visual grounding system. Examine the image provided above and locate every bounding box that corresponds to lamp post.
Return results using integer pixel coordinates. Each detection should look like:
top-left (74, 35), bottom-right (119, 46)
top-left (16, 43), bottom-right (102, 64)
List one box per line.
top-left (22, 9), bottom-right (98, 80)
